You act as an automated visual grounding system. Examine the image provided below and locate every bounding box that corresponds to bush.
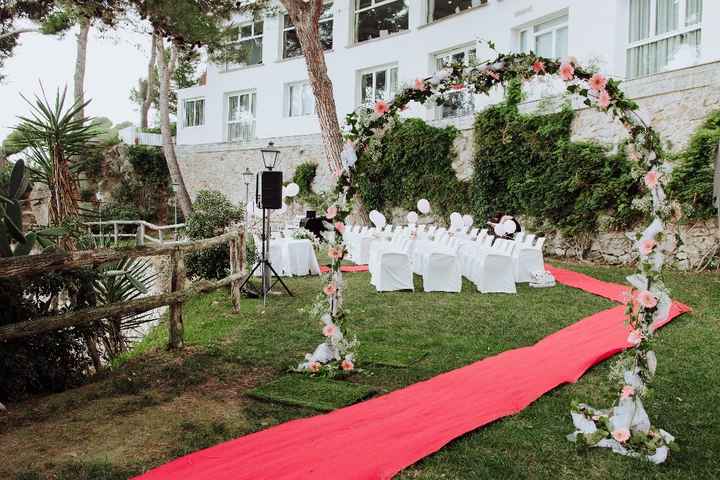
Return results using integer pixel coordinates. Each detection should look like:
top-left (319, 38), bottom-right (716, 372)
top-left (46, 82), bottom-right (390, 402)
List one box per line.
top-left (668, 110), bottom-right (720, 220)
top-left (292, 161), bottom-right (318, 198)
top-left (185, 190), bottom-right (245, 280)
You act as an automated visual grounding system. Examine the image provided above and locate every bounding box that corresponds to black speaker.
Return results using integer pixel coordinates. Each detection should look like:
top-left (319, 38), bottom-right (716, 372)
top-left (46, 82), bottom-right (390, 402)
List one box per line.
top-left (258, 171), bottom-right (283, 209)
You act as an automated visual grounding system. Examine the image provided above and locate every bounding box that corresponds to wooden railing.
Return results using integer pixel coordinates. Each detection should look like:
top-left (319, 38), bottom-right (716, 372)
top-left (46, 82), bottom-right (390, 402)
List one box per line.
top-left (85, 220), bottom-right (187, 246)
top-left (0, 229), bottom-right (245, 349)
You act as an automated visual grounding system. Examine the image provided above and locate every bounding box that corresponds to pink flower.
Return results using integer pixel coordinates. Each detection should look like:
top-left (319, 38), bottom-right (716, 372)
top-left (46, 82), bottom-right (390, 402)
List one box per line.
top-left (335, 222), bottom-right (345, 234)
top-left (621, 385), bottom-right (636, 399)
top-left (589, 73), bottom-right (608, 92)
top-left (341, 359), bottom-right (354, 371)
top-left (488, 70), bottom-right (501, 81)
top-left (637, 290), bottom-right (658, 309)
top-left (559, 62), bottom-right (575, 81)
top-left (323, 324), bottom-right (337, 337)
top-left (414, 78), bottom-right (427, 91)
top-left (532, 60), bottom-right (545, 74)
top-left (612, 428), bottom-right (631, 443)
top-left (627, 329), bottom-right (644, 346)
top-left (323, 282), bottom-right (337, 296)
top-left (325, 206), bottom-right (338, 219)
top-left (451, 83), bottom-right (465, 90)
top-left (597, 90), bottom-right (611, 109)
top-left (327, 245), bottom-right (344, 260)
top-left (374, 100), bottom-right (389, 116)
top-left (308, 361), bottom-right (321, 373)
top-left (639, 239), bottom-right (657, 256)
top-left (644, 170), bottom-right (660, 189)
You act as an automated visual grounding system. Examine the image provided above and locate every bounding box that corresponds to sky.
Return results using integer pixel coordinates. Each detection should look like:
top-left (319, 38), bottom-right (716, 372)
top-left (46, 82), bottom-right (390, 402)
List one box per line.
top-left (0, 25), bottom-right (152, 143)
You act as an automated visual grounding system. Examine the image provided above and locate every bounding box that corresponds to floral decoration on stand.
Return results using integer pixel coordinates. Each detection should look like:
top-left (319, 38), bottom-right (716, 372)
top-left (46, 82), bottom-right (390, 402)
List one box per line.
top-left (295, 196), bottom-right (359, 377)
top-left (292, 227), bottom-right (321, 249)
top-left (335, 41), bottom-right (678, 462)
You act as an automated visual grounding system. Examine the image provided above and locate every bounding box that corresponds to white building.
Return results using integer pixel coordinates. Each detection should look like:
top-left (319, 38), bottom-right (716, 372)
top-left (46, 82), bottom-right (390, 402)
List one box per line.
top-left (176, 0), bottom-right (716, 147)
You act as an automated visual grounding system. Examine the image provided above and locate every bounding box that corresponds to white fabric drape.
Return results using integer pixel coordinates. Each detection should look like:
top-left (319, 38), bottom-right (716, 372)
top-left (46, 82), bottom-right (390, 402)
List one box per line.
top-left (655, 0), bottom-right (679, 35)
top-left (629, 0), bottom-right (651, 42)
top-left (685, 0), bottom-right (703, 25)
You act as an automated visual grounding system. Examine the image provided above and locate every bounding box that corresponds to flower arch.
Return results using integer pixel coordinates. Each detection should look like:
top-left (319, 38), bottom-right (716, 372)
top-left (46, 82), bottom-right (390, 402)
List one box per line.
top-left (328, 44), bottom-right (677, 462)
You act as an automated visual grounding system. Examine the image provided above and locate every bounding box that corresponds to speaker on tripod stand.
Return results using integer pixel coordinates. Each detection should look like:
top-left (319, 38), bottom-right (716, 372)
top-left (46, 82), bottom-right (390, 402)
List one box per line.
top-left (238, 143), bottom-right (293, 304)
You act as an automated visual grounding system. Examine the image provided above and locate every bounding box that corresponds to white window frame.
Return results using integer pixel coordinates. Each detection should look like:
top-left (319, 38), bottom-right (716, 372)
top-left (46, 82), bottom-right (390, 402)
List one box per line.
top-left (282, 2), bottom-right (334, 59)
top-left (434, 44), bottom-right (477, 119)
top-left (354, 0), bottom-right (409, 44)
top-left (626, 0), bottom-right (703, 79)
top-left (518, 14), bottom-right (569, 59)
top-left (225, 91), bottom-right (257, 142)
top-left (358, 64), bottom-right (399, 106)
top-left (285, 81), bottom-right (315, 117)
top-left (223, 20), bottom-right (264, 71)
top-left (182, 98), bottom-right (205, 128)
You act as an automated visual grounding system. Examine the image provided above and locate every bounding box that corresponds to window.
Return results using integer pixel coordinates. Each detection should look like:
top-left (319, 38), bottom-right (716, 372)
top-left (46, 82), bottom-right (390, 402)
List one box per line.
top-left (519, 14), bottom-right (568, 60)
top-left (359, 65), bottom-right (399, 105)
top-left (428, 0), bottom-right (487, 22)
top-left (226, 91), bottom-right (256, 142)
top-left (223, 20), bottom-right (264, 71)
top-left (354, 0), bottom-right (409, 43)
top-left (627, 0), bottom-right (703, 79)
top-left (183, 99), bottom-right (204, 127)
top-left (283, 3), bottom-right (333, 59)
top-left (286, 81), bottom-right (315, 117)
top-left (435, 45), bottom-right (477, 119)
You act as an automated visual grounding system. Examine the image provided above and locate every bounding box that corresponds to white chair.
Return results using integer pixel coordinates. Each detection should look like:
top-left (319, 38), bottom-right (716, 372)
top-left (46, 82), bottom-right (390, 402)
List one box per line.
top-left (372, 245), bottom-right (414, 292)
top-left (422, 247), bottom-right (462, 293)
top-left (513, 236), bottom-right (546, 282)
top-left (473, 238), bottom-right (516, 294)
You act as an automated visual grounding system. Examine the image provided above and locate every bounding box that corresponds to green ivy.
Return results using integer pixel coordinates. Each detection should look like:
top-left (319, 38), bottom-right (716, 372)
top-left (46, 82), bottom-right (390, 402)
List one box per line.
top-left (292, 161), bottom-right (318, 199)
top-left (667, 110), bottom-right (720, 220)
top-left (354, 118), bottom-right (470, 220)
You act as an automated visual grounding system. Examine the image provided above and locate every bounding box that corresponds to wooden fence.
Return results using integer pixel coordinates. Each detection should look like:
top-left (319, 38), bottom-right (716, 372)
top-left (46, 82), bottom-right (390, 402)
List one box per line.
top-left (85, 220), bottom-right (187, 246)
top-left (0, 229), bottom-right (245, 349)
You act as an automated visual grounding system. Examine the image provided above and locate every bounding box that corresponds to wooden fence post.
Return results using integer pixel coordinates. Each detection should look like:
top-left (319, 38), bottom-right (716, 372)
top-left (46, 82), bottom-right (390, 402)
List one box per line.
top-left (229, 231), bottom-right (245, 313)
top-left (113, 222), bottom-right (119, 245)
top-left (168, 250), bottom-right (186, 349)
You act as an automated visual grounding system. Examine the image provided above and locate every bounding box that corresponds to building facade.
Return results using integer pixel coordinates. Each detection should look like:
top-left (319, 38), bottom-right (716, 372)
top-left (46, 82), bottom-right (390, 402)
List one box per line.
top-left (176, 0), bottom-right (717, 150)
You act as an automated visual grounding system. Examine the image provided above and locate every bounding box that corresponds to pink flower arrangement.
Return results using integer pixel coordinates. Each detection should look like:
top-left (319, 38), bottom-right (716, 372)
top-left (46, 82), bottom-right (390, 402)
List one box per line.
top-left (451, 83), bottom-right (464, 91)
top-left (341, 359), bottom-right (354, 371)
top-left (323, 324), bottom-right (337, 337)
top-left (325, 206), bottom-right (338, 219)
top-left (374, 100), bottom-right (389, 116)
top-left (627, 329), bottom-right (644, 346)
top-left (589, 72), bottom-right (608, 92)
top-left (639, 239), bottom-right (657, 256)
top-left (335, 222), bottom-right (345, 234)
top-left (559, 62), bottom-right (575, 81)
top-left (328, 245), bottom-right (344, 260)
top-left (612, 428), bottom-right (631, 443)
top-left (414, 78), bottom-right (427, 91)
top-left (488, 70), bottom-right (501, 81)
top-left (621, 385), bottom-right (636, 399)
top-left (308, 361), bottom-right (321, 373)
top-left (323, 282), bottom-right (337, 296)
top-left (644, 170), bottom-right (660, 189)
top-left (637, 290), bottom-right (658, 309)
top-left (597, 90), bottom-right (611, 109)
top-left (532, 60), bottom-right (545, 74)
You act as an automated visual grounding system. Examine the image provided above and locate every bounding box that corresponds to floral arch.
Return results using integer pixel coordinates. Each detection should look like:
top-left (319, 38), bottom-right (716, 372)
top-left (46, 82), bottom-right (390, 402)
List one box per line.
top-left (299, 44), bottom-right (677, 463)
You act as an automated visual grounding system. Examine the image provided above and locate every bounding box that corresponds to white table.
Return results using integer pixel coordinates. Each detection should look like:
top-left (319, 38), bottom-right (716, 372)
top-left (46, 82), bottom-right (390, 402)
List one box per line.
top-left (255, 238), bottom-right (321, 277)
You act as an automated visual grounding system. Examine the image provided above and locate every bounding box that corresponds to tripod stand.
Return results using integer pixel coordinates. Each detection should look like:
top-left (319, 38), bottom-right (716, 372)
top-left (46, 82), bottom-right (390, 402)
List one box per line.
top-left (238, 203), bottom-right (293, 305)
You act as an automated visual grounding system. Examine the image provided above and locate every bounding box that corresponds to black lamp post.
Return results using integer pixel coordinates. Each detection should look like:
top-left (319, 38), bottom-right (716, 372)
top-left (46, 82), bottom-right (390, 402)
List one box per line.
top-left (260, 141), bottom-right (280, 170)
top-left (242, 167), bottom-right (253, 207)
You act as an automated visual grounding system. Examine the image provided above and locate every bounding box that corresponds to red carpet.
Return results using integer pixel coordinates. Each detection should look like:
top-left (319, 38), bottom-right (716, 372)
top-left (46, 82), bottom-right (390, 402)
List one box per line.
top-left (320, 264), bottom-right (370, 273)
top-left (134, 266), bottom-right (690, 480)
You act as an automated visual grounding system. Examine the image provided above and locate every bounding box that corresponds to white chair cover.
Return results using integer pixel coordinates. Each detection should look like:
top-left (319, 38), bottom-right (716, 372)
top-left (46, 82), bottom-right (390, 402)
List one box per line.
top-left (473, 238), bottom-right (516, 294)
top-left (513, 236), bottom-right (546, 282)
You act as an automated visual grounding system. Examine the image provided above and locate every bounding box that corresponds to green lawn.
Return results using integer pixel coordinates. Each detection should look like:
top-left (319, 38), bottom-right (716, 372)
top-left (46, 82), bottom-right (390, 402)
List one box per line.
top-left (1, 262), bottom-right (718, 479)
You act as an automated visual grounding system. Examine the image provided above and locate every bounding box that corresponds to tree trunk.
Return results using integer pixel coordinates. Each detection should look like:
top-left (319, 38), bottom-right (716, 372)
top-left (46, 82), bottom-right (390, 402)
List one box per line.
top-left (283, 0), bottom-right (343, 174)
top-left (141, 34), bottom-right (159, 130)
top-left (156, 36), bottom-right (193, 218)
top-left (73, 17), bottom-right (91, 121)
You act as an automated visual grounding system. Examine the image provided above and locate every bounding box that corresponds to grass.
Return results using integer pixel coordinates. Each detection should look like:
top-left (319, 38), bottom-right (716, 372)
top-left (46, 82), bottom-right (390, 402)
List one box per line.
top-left (0, 261), bottom-right (718, 479)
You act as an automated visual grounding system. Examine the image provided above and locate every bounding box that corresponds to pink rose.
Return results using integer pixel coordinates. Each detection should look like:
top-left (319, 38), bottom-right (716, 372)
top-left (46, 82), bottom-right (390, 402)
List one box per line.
top-left (589, 72), bottom-right (608, 92)
top-left (612, 428), bottom-right (631, 443)
top-left (644, 170), bottom-right (659, 189)
top-left (414, 78), bottom-right (427, 91)
top-left (488, 70), bottom-right (501, 81)
top-left (322, 324), bottom-right (337, 337)
top-left (341, 359), bottom-right (354, 371)
top-left (621, 385), bottom-right (636, 399)
top-left (374, 100), bottom-right (389, 116)
top-left (325, 206), bottom-right (338, 219)
top-left (308, 361), bottom-right (321, 373)
top-left (639, 239), bottom-right (657, 256)
top-left (532, 60), bottom-right (545, 74)
top-left (559, 62), bottom-right (575, 81)
top-left (597, 90), bottom-right (611, 109)
top-left (627, 329), bottom-right (644, 346)
top-left (323, 283), bottom-right (337, 296)
top-left (637, 290), bottom-right (658, 309)
top-left (335, 222), bottom-right (345, 234)
top-left (327, 245), bottom-right (344, 260)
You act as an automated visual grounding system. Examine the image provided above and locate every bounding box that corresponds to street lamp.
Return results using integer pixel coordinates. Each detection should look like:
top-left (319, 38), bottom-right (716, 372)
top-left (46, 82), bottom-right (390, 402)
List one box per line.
top-left (242, 166), bottom-right (253, 208)
top-left (260, 141), bottom-right (280, 170)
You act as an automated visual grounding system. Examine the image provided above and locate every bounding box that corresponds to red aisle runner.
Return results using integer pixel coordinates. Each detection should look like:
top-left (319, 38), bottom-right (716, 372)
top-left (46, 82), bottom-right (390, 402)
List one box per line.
top-left (135, 267), bottom-right (690, 480)
top-left (320, 264), bottom-right (370, 273)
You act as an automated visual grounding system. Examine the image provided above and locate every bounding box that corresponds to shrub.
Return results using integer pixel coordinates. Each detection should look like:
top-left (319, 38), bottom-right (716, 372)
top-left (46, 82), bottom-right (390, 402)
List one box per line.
top-left (185, 190), bottom-right (245, 280)
top-left (292, 161), bottom-right (318, 198)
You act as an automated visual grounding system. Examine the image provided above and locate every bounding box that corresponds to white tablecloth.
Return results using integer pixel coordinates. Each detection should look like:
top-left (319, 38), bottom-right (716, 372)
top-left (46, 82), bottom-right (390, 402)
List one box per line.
top-left (255, 238), bottom-right (321, 277)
